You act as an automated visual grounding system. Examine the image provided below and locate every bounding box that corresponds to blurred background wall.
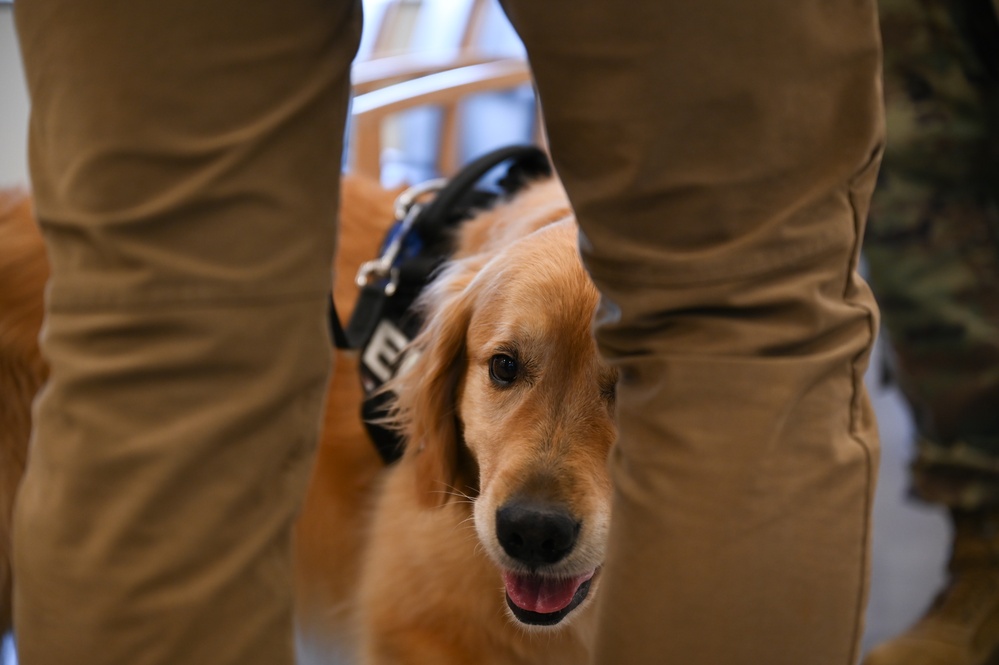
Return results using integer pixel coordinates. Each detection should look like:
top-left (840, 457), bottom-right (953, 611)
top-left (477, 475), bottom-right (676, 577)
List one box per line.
top-left (0, 4), bottom-right (29, 187)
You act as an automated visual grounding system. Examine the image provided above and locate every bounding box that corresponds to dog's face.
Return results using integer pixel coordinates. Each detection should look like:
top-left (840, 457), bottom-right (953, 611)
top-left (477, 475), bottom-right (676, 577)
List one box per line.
top-left (390, 216), bottom-right (617, 629)
top-left (461, 221), bottom-right (617, 629)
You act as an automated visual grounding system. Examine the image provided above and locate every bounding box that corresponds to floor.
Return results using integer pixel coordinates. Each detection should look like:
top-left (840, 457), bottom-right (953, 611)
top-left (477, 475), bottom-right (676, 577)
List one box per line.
top-left (862, 336), bottom-right (951, 655)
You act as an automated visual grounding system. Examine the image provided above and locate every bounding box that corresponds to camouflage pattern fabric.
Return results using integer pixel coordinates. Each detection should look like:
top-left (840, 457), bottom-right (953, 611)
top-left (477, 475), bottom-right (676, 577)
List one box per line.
top-left (866, 0), bottom-right (999, 509)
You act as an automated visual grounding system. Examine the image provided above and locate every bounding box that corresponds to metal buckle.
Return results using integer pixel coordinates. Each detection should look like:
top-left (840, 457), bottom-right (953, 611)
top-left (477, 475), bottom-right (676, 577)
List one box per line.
top-left (355, 178), bottom-right (448, 296)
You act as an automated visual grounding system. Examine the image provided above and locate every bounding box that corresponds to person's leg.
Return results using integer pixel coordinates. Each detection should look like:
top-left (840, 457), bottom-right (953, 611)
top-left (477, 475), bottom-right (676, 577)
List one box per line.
top-left (867, 0), bottom-right (999, 509)
top-left (877, 0), bottom-right (999, 556)
top-left (501, 2), bottom-right (883, 663)
top-left (12, 1), bottom-right (360, 663)
top-left (861, 0), bottom-right (999, 662)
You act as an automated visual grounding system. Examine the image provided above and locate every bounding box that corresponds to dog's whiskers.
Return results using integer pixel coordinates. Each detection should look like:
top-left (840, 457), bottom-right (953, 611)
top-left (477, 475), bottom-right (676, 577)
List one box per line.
top-left (471, 540), bottom-right (488, 558)
top-left (433, 483), bottom-right (477, 505)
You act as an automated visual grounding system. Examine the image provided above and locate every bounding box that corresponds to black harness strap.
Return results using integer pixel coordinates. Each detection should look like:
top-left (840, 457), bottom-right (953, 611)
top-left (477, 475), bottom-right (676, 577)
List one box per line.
top-left (329, 145), bottom-right (552, 464)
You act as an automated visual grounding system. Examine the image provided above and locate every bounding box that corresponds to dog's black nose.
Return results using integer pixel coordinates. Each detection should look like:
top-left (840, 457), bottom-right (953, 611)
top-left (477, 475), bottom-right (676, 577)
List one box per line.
top-left (495, 502), bottom-right (580, 566)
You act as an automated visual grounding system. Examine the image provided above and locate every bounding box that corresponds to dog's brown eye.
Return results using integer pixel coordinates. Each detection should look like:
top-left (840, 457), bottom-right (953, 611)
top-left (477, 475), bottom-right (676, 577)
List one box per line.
top-left (489, 354), bottom-right (519, 386)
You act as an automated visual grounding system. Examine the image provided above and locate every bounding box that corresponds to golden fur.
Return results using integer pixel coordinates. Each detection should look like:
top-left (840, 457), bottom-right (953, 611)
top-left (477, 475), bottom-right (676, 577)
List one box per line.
top-left (299, 177), bottom-right (617, 664)
top-left (0, 190), bottom-right (48, 633)
top-left (0, 176), bottom-right (616, 665)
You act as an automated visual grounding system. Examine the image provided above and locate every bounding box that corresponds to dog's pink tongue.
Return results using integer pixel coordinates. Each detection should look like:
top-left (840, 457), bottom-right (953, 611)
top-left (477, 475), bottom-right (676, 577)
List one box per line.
top-left (503, 571), bottom-right (593, 614)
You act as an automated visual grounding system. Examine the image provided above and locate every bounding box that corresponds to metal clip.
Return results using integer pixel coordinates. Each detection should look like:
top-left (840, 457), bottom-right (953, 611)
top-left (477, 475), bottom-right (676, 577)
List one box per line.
top-left (355, 178), bottom-right (447, 296)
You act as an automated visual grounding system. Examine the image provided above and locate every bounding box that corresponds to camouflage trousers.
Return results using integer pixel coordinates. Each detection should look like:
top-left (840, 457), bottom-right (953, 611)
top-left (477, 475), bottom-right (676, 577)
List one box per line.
top-left (866, 0), bottom-right (999, 509)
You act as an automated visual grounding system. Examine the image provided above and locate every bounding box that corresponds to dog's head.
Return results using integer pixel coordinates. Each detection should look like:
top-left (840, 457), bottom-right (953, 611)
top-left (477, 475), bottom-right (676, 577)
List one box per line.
top-left (388, 206), bottom-right (617, 629)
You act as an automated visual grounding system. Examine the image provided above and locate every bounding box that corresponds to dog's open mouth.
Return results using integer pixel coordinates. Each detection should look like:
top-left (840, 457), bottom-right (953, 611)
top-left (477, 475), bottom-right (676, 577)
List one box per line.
top-left (502, 569), bottom-right (596, 626)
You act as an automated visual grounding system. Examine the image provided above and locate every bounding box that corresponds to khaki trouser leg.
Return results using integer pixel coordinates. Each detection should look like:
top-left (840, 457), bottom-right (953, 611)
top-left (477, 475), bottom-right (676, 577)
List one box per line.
top-left (501, 2), bottom-right (884, 663)
top-left (13, 1), bottom-right (360, 663)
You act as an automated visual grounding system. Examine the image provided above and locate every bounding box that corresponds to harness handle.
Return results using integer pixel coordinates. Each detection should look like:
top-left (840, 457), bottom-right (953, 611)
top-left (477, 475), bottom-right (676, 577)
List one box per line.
top-left (412, 144), bottom-right (551, 238)
top-left (331, 144), bottom-right (550, 352)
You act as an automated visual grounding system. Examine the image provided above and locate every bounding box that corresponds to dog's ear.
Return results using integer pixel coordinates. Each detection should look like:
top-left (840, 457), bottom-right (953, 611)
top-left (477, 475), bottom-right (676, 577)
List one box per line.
top-left (386, 256), bottom-right (483, 507)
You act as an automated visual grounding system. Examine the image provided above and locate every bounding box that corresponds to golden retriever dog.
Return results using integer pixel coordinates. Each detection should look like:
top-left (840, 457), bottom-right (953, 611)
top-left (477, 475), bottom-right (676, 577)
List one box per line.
top-left (298, 176), bottom-right (617, 664)
top-left (0, 174), bottom-right (616, 665)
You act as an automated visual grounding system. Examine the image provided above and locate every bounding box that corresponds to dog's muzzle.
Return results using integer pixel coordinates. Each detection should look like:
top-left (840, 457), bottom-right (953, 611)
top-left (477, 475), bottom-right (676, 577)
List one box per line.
top-left (495, 500), bottom-right (596, 625)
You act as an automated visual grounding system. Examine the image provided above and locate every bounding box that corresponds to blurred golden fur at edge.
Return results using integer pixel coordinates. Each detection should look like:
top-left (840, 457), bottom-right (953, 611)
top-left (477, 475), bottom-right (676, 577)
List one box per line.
top-left (0, 189), bottom-right (48, 633)
top-left (0, 175), bottom-right (617, 665)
